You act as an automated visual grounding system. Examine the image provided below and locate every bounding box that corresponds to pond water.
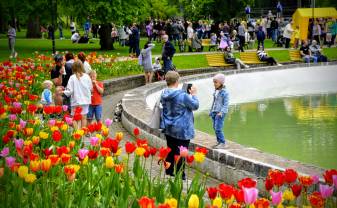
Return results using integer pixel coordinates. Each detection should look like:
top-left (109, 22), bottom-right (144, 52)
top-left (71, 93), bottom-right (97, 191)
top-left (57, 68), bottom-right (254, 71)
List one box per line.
top-left (194, 94), bottom-right (337, 169)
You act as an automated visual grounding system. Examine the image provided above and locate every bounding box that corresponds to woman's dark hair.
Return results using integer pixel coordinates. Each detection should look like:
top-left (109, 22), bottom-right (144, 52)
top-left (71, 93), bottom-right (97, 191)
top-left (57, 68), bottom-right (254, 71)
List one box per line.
top-left (144, 41), bottom-right (151, 49)
top-left (65, 52), bottom-right (74, 61)
top-left (77, 52), bottom-right (86, 63)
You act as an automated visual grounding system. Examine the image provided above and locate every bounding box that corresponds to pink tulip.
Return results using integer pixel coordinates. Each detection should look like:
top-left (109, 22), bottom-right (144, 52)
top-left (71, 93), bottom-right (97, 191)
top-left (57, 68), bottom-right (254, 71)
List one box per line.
top-left (9, 114), bottom-right (17, 121)
top-left (105, 118), bottom-right (113, 127)
top-left (319, 184), bottom-right (334, 199)
top-left (14, 138), bottom-right (24, 149)
top-left (78, 149), bottom-right (89, 160)
top-left (48, 119), bottom-right (56, 126)
top-left (13, 102), bottom-right (22, 108)
top-left (19, 119), bottom-right (27, 129)
top-left (5, 157), bottom-right (15, 168)
top-left (0, 147), bottom-right (9, 157)
top-left (311, 175), bottom-right (320, 184)
top-left (179, 146), bottom-right (189, 158)
top-left (243, 187), bottom-right (258, 205)
top-left (62, 105), bottom-right (68, 112)
top-left (65, 117), bottom-right (73, 125)
top-left (333, 175), bottom-right (337, 189)
top-left (15, 83), bottom-right (20, 88)
top-left (270, 190), bottom-right (282, 205)
top-left (90, 137), bottom-right (99, 146)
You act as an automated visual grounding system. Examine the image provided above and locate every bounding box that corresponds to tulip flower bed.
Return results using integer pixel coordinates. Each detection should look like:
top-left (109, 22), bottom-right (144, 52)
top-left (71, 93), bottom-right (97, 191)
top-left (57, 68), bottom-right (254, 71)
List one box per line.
top-left (1, 58), bottom-right (337, 208)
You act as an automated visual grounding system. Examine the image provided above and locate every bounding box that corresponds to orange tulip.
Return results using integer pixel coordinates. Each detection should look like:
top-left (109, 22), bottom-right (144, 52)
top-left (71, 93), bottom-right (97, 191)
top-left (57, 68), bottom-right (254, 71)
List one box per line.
top-left (48, 155), bottom-right (60, 166)
top-left (114, 164), bottom-right (124, 174)
top-left (29, 160), bottom-right (40, 172)
top-left (41, 159), bottom-right (51, 172)
top-left (61, 154), bottom-right (71, 164)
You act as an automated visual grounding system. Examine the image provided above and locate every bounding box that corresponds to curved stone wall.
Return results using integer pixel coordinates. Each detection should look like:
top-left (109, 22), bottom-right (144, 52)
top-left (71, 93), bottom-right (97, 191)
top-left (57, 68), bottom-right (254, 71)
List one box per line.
top-left (103, 62), bottom-right (336, 191)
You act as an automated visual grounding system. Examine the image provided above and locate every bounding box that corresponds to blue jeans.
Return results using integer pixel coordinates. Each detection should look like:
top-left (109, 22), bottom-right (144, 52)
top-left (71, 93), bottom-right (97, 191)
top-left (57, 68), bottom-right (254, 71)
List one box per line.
top-left (163, 58), bottom-right (172, 74)
top-left (303, 55), bottom-right (318, 63)
top-left (210, 112), bottom-right (226, 144)
top-left (87, 105), bottom-right (103, 121)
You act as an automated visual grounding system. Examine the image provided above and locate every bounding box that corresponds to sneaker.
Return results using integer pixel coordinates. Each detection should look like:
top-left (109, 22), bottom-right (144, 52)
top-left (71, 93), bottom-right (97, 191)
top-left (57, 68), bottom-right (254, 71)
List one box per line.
top-left (214, 143), bottom-right (227, 149)
top-left (212, 142), bottom-right (220, 148)
top-left (245, 65), bottom-right (250, 68)
top-left (14, 52), bottom-right (18, 58)
top-left (277, 63), bottom-right (283, 66)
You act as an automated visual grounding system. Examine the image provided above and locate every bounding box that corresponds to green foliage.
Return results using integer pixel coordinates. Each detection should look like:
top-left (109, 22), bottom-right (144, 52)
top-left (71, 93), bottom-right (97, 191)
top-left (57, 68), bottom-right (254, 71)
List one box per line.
top-left (94, 60), bottom-right (143, 80)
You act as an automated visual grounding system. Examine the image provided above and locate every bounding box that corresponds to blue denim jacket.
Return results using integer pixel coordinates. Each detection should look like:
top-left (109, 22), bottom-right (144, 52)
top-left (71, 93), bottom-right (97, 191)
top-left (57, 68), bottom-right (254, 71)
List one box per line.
top-left (160, 88), bottom-right (199, 140)
top-left (210, 88), bottom-right (229, 114)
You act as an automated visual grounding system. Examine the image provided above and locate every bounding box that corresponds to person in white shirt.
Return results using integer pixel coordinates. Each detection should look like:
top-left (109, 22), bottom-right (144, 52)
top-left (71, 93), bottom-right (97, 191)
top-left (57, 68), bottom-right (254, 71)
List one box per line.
top-left (63, 61), bottom-right (93, 129)
top-left (71, 31), bottom-right (80, 43)
top-left (283, 20), bottom-right (294, 48)
top-left (77, 52), bottom-right (92, 74)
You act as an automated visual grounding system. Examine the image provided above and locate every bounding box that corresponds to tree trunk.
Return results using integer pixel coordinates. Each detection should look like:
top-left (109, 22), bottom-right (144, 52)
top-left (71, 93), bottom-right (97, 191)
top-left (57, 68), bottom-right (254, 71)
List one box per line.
top-left (99, 24), bottom-right (114, 50)
top-left (26, 15), bottom-right (41, 38)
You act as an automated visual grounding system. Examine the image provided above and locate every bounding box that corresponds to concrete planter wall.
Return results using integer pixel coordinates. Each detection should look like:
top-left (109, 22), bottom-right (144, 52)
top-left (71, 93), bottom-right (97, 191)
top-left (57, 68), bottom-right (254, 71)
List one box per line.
top-left (103, 62), bottom-right (336, 189)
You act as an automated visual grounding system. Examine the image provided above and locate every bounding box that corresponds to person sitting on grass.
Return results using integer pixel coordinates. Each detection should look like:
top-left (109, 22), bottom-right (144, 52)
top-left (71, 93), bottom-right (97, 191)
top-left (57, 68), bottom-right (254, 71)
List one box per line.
top-left (257, 45), bottom-right (282, 66)
top-left (224, 47), bottom-right (249, 69)
top-left (300, 40), bottom-right (318, 63)
top-left (71, 31), bottom-right (80, 43)
top-left (309, 40), bottom-right (328, 62)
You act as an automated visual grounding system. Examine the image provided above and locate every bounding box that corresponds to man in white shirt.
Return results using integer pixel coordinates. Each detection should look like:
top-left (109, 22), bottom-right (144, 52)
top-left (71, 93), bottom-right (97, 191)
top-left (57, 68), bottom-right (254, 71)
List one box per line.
top-left (283, 20), bottom-right (294, 48)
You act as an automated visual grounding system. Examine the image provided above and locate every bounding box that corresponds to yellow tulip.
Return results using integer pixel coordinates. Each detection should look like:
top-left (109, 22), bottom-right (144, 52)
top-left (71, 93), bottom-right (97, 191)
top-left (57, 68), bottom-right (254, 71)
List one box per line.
top-left (61, 124), bottom-right (68, 131)
top-left (194, 152), bottom-right (205, 163)
top-left (82, 156), bottom-right (88, 165)
top-left (18, 166), bottom-right (29, 179)
top-left (283, 189), bottom-right (295, 201)
top-left (115, 132), bottom-right (123, 141)
top-left (188, 194), bottom-right (199, 208)
top-left (39, 131), bottom-right (49, 139)
top-left (24, 140), bottom-right (32, 146)
top-left (24, 173), bottom-right (37, 183)
top-left (105, 156), bottom-right (114, 168)
top-left (135, 147), bottom-right (146, 156)
top-left (213, 197), bottom-right (222, 208)
top-left (50, 126), bottom-right (59, 132)
top-left (115, 148), bottom-right (122, 156)
top-left (0, 113), bottom-right (7, 119)
top-left (95, 133), bottom-right (103, 140)
top-left (164, 198), bottom-right (178, 208)
top-left (226, 195), bottom-right (235, 204)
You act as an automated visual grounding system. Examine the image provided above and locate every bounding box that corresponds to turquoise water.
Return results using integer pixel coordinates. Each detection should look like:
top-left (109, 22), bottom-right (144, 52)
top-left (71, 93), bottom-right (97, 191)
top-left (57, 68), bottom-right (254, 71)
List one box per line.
top-left (194, 94), bottom-right (337, 169)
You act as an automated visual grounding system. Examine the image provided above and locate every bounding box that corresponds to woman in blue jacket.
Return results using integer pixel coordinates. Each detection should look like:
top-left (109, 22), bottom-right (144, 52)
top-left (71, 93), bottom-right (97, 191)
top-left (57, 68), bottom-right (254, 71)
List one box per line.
top-left (160, 71), bottom-right (199, 179)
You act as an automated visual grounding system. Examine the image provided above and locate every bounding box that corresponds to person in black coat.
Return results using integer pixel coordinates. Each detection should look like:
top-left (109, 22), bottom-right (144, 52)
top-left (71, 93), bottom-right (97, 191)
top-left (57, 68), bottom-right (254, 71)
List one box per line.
top-left (129, 23), bottom-right (140, 57)
top-left (162, 35), bottom-right (176, 74)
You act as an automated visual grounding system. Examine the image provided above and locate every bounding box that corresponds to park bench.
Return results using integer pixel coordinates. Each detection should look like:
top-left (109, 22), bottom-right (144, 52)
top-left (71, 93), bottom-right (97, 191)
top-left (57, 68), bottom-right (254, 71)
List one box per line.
top-left (201, 39), bottom-right (217, 51)
top-left (289, 50), bottom-right (302, 62)
top-left (240, 51), bottom-right (266, 64)
top-left (205, 53), bottom-right (233, 67)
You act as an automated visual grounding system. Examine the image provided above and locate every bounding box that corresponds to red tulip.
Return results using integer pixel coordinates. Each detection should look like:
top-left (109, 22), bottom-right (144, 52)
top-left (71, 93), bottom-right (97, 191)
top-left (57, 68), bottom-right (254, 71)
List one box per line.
top-left (138, 196), bottom-right (155, 208)
top-left (308, 191), bottom-right (325, 208)
top-left (133, 127), bottom-right (140, 136)
top-left (52, 130), bottom-right (62, 142)
top-left (218, 183), bottom-right (235, 200)
top-left (291, 184), bottom-right (302, 197)
top-left (268, 170), bottom-right (285, 187)
top-left (125, 142), bottom-right (136, 154)
top-left (158, 147), bottom-right (171, 160)
top-left (238, 177), bottom-right (257, 189)
top-left (323, 169), bottom-right (337, 185)
top-left (195, 146), bottom-right (208, 155)
top-left (149, 147), bottom-right (157, 156)
top-left (265, 178), bottom-right (274, 191)
top-left (186, 155), bottom-right (194, 164)
top-left (88, 150), bottom-right (98, 160)
top-left (299, 175), bottom-right (314, 187)
top-left (284, 169), bottom-right (298, 184)
top-left (207, 187), bottom-right (218, 200)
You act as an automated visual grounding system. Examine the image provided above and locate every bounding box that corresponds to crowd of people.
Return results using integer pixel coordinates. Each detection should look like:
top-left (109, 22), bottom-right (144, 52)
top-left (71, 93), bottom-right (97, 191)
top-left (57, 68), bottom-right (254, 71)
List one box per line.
top-left (46, 52), bottom-right (103, 130)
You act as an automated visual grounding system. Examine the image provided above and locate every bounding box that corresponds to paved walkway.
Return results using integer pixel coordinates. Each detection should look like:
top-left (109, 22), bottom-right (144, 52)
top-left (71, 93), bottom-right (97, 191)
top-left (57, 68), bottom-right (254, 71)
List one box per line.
top-left (101, 91), bottom-right (223, 189)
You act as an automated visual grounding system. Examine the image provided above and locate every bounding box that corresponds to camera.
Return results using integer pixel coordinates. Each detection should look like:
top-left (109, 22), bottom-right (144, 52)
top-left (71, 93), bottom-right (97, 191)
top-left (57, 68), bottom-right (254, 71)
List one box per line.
top-left (182, 83), bottom-right (192, 94)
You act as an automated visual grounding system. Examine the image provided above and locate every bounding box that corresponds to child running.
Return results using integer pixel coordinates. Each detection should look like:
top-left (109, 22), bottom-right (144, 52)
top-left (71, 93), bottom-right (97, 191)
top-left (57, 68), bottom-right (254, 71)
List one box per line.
top-left (209, 73), bottom-right (229, 149)
top-left (87, 70), bottom-right (104, 124)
